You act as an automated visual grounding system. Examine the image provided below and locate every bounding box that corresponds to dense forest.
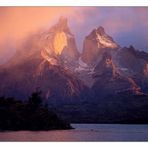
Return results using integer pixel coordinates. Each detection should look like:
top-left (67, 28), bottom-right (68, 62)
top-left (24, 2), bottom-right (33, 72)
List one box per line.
top-left (0, 91), bottom-right (72, 131)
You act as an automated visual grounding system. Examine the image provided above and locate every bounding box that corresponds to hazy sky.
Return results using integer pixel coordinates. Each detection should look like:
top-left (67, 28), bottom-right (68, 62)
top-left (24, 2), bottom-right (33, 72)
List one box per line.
top-left (0, 7), bottom-right (148, 64)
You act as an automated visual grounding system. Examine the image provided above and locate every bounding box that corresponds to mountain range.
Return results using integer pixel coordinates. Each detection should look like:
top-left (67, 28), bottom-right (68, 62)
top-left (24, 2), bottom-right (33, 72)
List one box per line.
top-left (0, 17), bottom-right (148, 123)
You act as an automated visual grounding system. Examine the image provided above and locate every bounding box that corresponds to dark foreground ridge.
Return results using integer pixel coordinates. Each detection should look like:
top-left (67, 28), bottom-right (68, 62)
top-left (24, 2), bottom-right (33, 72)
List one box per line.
top-left (0, 91), bottom-right (72, 131)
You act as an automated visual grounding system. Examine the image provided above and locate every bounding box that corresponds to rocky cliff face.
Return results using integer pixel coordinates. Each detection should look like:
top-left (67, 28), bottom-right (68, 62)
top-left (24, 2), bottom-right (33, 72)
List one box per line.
top-left (40, 17), bottom-right (80, 67)
top-left (1, 17), bottom-right (148, 123)
top-left (1, 18), bottom-right (148, 100)
top-left (0, 17), bottom-right (86, 101)
top-left (76, 27), bottom-right (148, 97)
top-left (81, 26), bottom-right (119, 66)
top-left (92, 51), bottom-right (143, 98)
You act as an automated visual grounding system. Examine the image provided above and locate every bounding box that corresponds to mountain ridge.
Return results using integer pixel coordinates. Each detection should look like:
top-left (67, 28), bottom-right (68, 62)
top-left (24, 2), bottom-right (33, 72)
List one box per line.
top-left (0, 17), bottom-right (148, 123)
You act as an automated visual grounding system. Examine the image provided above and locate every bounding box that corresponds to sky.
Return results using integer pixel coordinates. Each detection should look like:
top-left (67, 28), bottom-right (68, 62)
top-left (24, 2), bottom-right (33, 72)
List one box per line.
top-left (0, 7), bottom-right (148, 64)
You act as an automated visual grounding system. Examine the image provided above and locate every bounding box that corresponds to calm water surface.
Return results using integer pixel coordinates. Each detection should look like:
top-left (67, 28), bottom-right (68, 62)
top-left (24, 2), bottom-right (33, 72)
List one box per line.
top-left (0, 124), bottom-right (148, 141)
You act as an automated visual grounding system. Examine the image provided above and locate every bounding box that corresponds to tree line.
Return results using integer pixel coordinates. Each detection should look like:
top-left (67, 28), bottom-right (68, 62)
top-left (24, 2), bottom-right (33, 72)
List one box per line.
top-left (0, 91), bottom-right (72, 131)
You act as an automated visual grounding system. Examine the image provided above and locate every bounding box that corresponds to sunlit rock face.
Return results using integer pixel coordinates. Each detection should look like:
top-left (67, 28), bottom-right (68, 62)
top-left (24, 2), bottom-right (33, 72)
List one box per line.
top-left (40, 17), bottom-right (79, 67)
top-left (81, 26), bottom-right (119, 66)
top-left (96, 27), bottom-right (119, 49)
top-left (0, 17), bottom-right (87, 101)
top-left (54, 32), bottom-right (67, 55)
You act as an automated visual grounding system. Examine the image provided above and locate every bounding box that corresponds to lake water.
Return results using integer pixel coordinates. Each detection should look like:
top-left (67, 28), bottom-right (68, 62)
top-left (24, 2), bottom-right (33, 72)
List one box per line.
top-left (0, 124), bottom-right (148, 141)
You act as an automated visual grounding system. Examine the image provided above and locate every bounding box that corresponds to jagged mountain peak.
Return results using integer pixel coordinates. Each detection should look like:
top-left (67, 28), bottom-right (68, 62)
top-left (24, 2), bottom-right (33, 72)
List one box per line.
top-left (0, 16), bottom-right (86, 100)
top-left (81, 26), bottom-right (119, 65)
top-left (96, 26), bottom-right (105, 35)
top-left (96, 28), bottom-right (119, 49)
top-left (49, 16), bottom-right (72, 35)
top-left (86, 26), bottom-right (119, 49)
top-left (3, 17), bottom-right (80, 71)
top-left (39, 17), bottom-right (79, 67)
top-left (87, 26), bottom-right (105, 39)
top-left (58, 16), bottom-right (68, 25)
top-left (89, 26), bottom-right (105, 36)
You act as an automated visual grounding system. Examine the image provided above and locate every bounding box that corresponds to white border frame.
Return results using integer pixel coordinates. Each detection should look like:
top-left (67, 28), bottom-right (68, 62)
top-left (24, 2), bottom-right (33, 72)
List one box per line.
top-left (0, 0), bottom-right (148, 6)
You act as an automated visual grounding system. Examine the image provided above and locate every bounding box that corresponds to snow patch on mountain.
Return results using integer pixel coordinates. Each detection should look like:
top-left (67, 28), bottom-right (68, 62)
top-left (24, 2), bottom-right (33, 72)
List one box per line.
top-left (75, 57), bottom-right (95, 74)
top-left (96, 31), bottom-right (118, 49)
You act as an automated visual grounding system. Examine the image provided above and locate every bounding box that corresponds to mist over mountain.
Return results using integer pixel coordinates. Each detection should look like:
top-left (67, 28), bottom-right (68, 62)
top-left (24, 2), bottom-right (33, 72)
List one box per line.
top-left (0, 17), bottom-right (148, 123)
top-left (0, 17), bottom-right (88, 102)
